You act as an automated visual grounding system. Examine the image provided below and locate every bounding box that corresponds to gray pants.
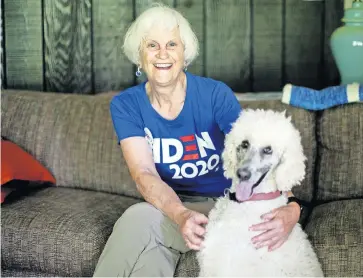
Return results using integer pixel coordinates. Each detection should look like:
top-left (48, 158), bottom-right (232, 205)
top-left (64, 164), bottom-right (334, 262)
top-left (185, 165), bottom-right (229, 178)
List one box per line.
top-left (93, 195), bottom-right (216, 277)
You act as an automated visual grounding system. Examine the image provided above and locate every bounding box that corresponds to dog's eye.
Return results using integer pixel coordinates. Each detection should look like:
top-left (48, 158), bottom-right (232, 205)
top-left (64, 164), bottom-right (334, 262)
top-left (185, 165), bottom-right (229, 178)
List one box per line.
top-left (241, 140), bottom-right (249, 149)
top-left (263, 146), bottom-right (272, 155)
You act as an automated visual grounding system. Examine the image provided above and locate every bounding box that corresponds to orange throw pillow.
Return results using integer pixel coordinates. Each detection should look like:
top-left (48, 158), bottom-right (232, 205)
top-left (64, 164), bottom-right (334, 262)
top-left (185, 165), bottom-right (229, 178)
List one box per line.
top-left (1, 140), bottom-right (56, 202)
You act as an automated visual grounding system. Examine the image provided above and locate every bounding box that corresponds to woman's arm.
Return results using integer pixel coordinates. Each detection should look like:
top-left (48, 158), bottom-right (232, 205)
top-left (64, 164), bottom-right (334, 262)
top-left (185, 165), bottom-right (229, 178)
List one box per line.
top-left (120, 136), bottom-right (208, 250)
top-left (286, 191), bottom-right (301, 213)
top-left (121, 136), bottom-right (186, 224)
top-left (248, 190), bottom-right (301, 251)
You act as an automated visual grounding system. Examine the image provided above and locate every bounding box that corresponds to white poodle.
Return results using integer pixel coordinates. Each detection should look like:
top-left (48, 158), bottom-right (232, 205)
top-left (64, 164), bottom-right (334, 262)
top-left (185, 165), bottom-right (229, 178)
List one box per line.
top-left (197, 109), bottom-right (324, 277)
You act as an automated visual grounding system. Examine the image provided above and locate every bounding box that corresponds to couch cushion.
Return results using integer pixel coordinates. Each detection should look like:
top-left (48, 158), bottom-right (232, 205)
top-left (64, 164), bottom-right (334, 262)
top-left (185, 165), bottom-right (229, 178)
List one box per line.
top-left (174, 251), bottom-right (199, 277)
top-left (1, 186), bottom-right (141, 277)
top-left (316, 103), bottom-right (363, 201)
top-left (1, 91), bottom-right (316, 202)
top-left (238, 100), bottom-right (317, 202)
top-left (1, 90), bottom-right (142, 199)
top-left (1, 269), bottom-right (55, 277)
top-left (305, 199), bottom-right (363, 277)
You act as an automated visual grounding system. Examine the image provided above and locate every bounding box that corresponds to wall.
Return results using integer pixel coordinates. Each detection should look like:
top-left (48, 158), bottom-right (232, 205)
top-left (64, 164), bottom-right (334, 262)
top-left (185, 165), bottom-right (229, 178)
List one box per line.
top-left (1, 0), bottom-right (345, 94)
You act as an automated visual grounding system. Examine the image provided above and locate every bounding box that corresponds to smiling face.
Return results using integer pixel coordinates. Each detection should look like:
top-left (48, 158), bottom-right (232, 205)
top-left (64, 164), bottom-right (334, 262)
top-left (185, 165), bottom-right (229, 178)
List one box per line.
top-left (139, 25), bottom-right (185, 86)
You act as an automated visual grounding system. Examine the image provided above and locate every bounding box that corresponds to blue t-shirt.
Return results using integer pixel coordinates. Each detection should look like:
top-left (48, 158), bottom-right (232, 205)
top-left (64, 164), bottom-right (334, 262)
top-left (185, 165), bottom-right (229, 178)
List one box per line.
top-left (110, 72), bottom-right (242, 197)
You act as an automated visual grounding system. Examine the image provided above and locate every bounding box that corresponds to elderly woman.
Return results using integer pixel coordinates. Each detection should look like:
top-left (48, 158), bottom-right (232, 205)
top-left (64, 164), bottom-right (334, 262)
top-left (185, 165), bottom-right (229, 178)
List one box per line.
top-left (93, 4), bottom-right (302, 277)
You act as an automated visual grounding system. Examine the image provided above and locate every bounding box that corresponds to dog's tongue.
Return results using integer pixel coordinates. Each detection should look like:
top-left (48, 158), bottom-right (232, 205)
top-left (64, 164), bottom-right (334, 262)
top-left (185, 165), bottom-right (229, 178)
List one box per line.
top-left (235, 182), bottom-right (254, 202)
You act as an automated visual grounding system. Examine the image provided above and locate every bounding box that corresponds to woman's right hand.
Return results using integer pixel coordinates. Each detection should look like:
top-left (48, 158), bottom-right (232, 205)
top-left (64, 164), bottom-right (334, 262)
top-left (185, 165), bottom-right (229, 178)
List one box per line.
top-left (176, 209), bottom-right (209, 250)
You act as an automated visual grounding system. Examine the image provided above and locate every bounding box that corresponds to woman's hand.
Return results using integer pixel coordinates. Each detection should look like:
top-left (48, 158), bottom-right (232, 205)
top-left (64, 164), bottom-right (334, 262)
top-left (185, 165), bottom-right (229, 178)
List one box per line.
top-left (248, 202), bottom-right (300, 251)
top-left (176, 209), bottom-right (209, 250)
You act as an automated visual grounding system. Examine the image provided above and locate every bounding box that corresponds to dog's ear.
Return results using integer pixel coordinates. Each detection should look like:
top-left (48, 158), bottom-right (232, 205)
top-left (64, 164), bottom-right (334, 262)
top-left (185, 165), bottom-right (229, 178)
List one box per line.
top-left (275, 124), bottom-right (307, 191)
top-left (221, 131), bottom-right (239, 180)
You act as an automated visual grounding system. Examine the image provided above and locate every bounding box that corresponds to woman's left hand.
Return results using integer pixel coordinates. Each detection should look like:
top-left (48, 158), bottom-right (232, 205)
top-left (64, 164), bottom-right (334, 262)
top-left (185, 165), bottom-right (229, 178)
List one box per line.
top-left (248, 202), bottom-right (300, 251)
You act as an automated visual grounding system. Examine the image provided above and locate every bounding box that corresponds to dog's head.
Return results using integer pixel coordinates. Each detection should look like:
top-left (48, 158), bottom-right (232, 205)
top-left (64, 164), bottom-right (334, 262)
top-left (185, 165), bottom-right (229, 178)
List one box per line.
top-left (222, 109), bottom-right (306, 202)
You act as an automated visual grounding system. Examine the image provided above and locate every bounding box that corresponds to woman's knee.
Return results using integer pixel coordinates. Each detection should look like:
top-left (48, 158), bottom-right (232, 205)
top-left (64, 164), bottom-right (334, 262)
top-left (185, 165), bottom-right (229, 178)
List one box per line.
top-left (113, 202), bottom-right (163, 233)
top-left (111, 202), bottom-right (186, 253)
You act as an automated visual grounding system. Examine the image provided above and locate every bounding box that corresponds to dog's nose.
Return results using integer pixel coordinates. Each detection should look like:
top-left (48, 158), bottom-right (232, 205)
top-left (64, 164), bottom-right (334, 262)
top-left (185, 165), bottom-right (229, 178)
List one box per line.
top-left (237, 168), bottom-right (251, 181)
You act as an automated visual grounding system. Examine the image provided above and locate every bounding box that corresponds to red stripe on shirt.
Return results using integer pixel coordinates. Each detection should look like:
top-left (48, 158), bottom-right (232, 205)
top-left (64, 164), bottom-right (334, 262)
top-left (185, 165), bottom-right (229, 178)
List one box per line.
top-left (182, 153), bottom-right (199, 160)
top-left (180, 135), bottom-right (195, 142)
top-left (185, 144), bottom-right (197, 151)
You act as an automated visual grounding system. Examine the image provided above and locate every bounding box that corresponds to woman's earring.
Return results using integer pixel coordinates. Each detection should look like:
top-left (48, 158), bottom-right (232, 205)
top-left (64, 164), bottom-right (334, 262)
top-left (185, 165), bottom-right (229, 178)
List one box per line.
top-left (184, 62), bottom-right (188, 72)
top-left (135, 66), bottom-right (142, 77)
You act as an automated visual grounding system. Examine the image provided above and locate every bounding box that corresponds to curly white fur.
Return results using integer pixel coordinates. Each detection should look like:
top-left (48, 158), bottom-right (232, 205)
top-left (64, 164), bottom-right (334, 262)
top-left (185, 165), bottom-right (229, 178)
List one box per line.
top-left (197, 109), bottom-right (324, 277)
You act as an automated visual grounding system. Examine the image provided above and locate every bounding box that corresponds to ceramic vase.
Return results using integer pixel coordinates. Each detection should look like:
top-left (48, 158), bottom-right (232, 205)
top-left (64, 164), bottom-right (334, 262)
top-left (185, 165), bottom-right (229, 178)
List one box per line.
top-left (330, 0), bottom-right (363, 84)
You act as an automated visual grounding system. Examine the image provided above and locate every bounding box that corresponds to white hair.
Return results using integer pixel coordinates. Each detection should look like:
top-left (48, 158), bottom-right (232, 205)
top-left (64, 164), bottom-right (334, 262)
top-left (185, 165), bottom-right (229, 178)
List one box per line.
top-left (123, 3), bottom-right (199, 67)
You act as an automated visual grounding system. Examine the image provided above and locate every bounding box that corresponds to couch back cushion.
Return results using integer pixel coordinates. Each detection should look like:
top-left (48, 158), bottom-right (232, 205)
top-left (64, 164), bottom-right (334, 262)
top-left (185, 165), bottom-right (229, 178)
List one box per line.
top-left (316, 103), bottom-right (363, 201)
top-left (238, 99), bottom-right (316, 202)
top-left (2, 91), bottom-right (317, 202)
top-left (1, 90), bottom-right (142, 199)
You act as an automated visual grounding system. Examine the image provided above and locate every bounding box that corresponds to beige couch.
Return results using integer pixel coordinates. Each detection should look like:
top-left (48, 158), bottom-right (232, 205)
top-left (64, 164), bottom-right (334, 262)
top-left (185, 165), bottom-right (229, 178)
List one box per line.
top-left (1, 90), bottom-right (362, 277)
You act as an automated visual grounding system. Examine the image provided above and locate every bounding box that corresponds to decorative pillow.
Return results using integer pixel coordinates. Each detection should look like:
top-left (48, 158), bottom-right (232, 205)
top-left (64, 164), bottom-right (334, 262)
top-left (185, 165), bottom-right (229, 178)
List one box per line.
top-left (1, 187), bottom-right (14, 203)
top-left (1, 139), bottom-right (56, 203)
